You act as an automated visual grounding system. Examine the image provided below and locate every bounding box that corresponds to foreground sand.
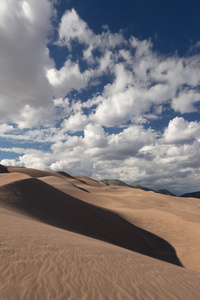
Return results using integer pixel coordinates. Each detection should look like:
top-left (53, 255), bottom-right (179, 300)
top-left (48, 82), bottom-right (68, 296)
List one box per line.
top-left (0, 167), bottom-right (200, 299)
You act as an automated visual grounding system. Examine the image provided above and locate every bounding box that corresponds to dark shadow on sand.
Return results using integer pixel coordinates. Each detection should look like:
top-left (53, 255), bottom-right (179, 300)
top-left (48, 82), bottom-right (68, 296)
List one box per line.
top-left (0, 178), bottom-right (183, 267)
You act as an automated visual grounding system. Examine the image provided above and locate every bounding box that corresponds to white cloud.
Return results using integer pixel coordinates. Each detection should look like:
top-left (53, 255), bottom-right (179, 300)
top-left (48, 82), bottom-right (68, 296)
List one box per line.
top-left (163, 117), bottom-right (200, 144)
top-left (13, 105), bottom-right (51, 129)
top-left (0, 0), bottom-right (54, 127)
top-left (1, 6), bottom-right (200, 195)
top-left (46, 9), bottom-right (200, 129)
top-left (47, 59), bottom-right (88, 98)
top-left (1, 5), bottom-right (200, 131)
top-left (84, 125), bottom-right (156, 160)
top-left (57, 8), bottom-right (125, 61)
top-left (62, 113), bottom-right (89, 132)
top-left (84, 123), bottom-right (107, 148)
top-left (19, 153), bottom-right (50, 170)
top-left (106, 126), bottom-right (155, 159)
top-left (98, 50), bottom-right (113, 72)
top-left (130, 37), bottom-right (153, 57)
top-left (21, 1), bottom-right (34, 23)
top-left (137, 140), bottom-right (200, 194)
top-left (1, 122), bottom-right (200, 195)
top-left (58, 8), bottom-right (93, 48)
top-left (0, 123), bottom-right (15, 134)
top-left (0, 126), bottom-right (67, 144)
top-left (0, 158), bottom-right (23, 167)
top-left (50, 159), bottom-right (94, 176)
top-left (103, 63), bottom-right (134, 96)
top-left (144, 84), bottom-right (174, 104)
top-left (172, 89), bottom-right (200, 113)
top-left (93, 86), bottom-right (152, 127)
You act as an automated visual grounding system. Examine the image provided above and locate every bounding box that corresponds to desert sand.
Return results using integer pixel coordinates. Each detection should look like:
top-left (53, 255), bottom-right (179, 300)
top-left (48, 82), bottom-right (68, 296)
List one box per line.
top-left (0, 166), bottom-right (200, 299)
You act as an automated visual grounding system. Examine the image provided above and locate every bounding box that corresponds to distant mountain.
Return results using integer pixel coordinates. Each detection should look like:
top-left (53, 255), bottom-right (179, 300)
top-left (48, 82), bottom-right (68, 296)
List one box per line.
top-left (101, 179), bottom-right (177, 196)
top-left (180, 191), bottom-right (200, 199)
top-left (101, 179), bottom-right (153, 192)
top-left (0, 164), bottom-right (9, 173)
top-left (101, 179), bottom-right (129, 187)
top-left (155, 189), bottom-right (176, 196)
top-left (129, 184), bottom-right (153, 192)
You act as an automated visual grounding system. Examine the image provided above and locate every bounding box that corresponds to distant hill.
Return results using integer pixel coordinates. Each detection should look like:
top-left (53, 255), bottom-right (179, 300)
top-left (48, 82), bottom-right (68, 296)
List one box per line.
top-left (101, 179), bottom-right (153, 192)
top-left (155, 189), bottom-right (176, 197)
top-left (101, 179), bottom-right (177, 196)
top-left (0, 164), bottom-right (9, 173)
top-left (129, 184), bottom-right (153, 192)
top-left (180, 191), bottom-right (200, 199)
top-left (101, 179), bottom-right (151, 191)
top-left (101, 179), bottom-right (129, 187)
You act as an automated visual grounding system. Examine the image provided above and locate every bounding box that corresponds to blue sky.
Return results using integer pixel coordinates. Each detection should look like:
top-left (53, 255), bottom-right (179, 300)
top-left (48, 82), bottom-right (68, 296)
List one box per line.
top-left (1, 0), bottom-right (200, 194)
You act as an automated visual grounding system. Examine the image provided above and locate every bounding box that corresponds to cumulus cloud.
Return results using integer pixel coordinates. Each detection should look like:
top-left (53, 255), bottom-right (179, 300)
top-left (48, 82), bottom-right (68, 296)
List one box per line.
top-left (57, 8), bottom-right (94, 48)
top-left (0, 123), bottom-right (15, 134)
top-left (172, 89), bottom-right (200, 113)
top-left (47, 59), bottom-right (88, 98)
top-left (0, 0), bottom-right (54, 127)
top-left (86, 125), bottom-right (156, 160)
top-left (57, 8), bottom-right (125, 61)
top-left (162, 117), bottom-right (200, 144)
top-left (138, 140), bottom-right (200, 194)
top-left (1, 122), bottom-right (200, 194)
top-left (84, 123), bottom-right (107, 148)
top-left (62, 113), bottom-right (89, 132)
top-left (1, 5), bottom-right (200, 130)
top-left (1, 6), bottom-right (200, 195)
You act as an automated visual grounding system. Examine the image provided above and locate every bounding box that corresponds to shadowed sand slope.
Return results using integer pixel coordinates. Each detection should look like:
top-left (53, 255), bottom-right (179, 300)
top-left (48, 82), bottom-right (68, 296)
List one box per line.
top-left (1, 168), bottom-right (200, 299)
top-left (2, 167), bottom-right (200, 270)
top-left (57, 179), bottom-right (200, 272)
top-left (1, 204), bottom-right (200, 300)
top-left (0, 178), bottom-right (182, 266)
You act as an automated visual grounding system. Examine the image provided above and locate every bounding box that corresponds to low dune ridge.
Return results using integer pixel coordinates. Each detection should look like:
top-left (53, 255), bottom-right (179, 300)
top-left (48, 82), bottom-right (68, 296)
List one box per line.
top-left (0, 172), bottom-right (31, 187)
top-left (40, 176), bottom-right (90, 195)
top-left (75, 175), bottom-right (106, 187)
top-left (0, 166), bottom-right (200, 299)
top-left (7, 166), bottom-right (69, 179)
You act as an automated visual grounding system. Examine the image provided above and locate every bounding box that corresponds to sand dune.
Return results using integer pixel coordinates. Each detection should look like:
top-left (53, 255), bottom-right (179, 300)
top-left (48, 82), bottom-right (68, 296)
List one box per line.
top-left (1, 166), bottom-right (200, 299)
top-left (7, 166), bottom-right (77, 181)
top-left (0, 177), bottom-right (182, 265)
top-left (75, 175), bottom-right (106, 187)
top-left (0, 172), bottom-right (31, 187)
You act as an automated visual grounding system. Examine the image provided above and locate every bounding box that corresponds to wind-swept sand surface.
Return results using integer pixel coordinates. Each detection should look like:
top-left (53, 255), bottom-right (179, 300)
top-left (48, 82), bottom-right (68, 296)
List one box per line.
top-left (1, 167), bottom-right (200, 299)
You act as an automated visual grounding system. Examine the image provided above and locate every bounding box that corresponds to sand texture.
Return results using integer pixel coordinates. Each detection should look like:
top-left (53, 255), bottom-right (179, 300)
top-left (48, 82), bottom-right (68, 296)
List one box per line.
top-left (1, 168), bottom-right (200, 299)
